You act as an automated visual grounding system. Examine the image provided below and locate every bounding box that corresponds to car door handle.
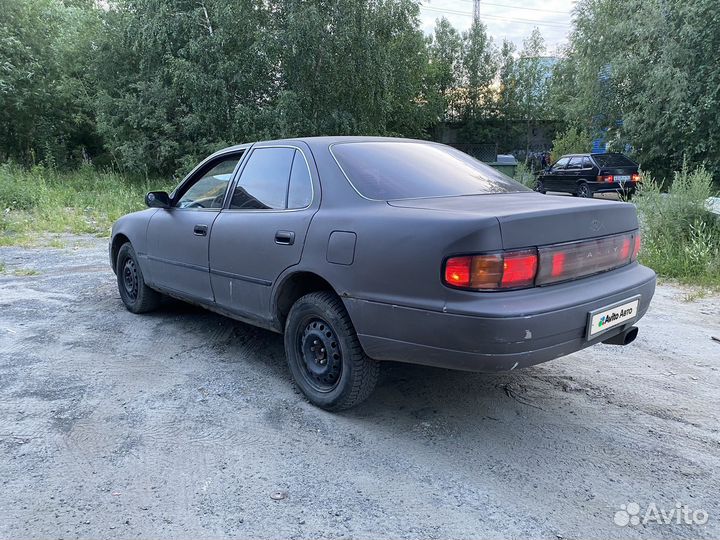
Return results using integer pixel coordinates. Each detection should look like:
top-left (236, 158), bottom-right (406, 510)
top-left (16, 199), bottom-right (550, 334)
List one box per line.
top-left (275, 230), bottom-right (295, 245)
top-left (193, 224), bottom-right (208, 236)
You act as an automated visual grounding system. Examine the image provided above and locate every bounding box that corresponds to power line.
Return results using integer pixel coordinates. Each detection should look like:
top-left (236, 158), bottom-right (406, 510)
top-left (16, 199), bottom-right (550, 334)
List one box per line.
top-left (453, 0), bottom-right (571, 16)
top-left (419, 5), bottom-right (571, 28)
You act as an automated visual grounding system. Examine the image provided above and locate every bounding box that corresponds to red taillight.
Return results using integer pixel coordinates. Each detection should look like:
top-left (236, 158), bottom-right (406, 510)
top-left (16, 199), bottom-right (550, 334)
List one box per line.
top-left (502, 251), bottom-right (538, 288)
top-left (444, 256), bottom-right (472, 287)
top-left (620, 237), bottom-right (632, 260)
top-left (631, 173), bottom-right (640, 183)
top-left (444, 231), bottom-right (640, 291)
top-left (535, 231), bottom-right (639, 286)
top-left (443, 250), bottom-right (537, 290)
top-left (598, 174), bottom-right (614, 183)
top-left (550, 252), bottom-right (566, 277)
top-left (632, 232), bottom-right (641, 260)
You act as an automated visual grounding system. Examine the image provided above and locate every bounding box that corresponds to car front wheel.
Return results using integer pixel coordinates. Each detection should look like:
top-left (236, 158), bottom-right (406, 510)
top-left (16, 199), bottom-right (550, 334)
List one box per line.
top-left (284, 291), bottom-right (379, 410)
top-left (116, 242), bottom-right (161, 313)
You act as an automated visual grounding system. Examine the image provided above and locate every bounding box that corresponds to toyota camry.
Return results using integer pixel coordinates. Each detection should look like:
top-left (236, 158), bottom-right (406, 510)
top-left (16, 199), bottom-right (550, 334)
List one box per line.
top-left (110, 137), bottom-right (656, 410)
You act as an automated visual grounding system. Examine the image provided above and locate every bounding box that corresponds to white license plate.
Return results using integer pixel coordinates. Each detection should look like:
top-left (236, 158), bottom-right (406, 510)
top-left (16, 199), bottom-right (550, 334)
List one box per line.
top-left (615, 175), bottom-right (630, 183)
top-left (587, 296), bottom-right (640, 339)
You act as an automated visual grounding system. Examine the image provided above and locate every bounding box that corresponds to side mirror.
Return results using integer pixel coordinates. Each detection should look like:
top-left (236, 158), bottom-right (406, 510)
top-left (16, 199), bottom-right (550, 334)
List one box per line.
top-left (145, 191), bottom-right (171, 208)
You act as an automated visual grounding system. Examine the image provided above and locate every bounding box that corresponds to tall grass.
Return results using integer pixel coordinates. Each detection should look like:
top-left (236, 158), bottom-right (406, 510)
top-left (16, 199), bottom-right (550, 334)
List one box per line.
top-left (635, 162), bottom-right (720, 286)
top-left (0, 163), bottom-right (170, 244)
top-left (514, 161), bottom-right (537, 189)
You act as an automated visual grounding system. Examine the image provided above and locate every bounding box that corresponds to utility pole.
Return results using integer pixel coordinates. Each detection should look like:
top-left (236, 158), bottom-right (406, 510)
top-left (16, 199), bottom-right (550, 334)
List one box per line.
top-left (473, 0), bottom-right (481, 25)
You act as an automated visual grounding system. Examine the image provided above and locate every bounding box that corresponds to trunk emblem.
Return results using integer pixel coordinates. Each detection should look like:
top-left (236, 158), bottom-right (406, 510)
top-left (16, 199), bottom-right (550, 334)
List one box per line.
top-left (590, 219), bottom-right (602, 232)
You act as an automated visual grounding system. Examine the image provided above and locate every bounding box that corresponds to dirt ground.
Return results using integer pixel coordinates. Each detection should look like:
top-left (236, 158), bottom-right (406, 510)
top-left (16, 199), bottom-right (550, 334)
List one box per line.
top-left (1, 236), bottom-right (719, 539)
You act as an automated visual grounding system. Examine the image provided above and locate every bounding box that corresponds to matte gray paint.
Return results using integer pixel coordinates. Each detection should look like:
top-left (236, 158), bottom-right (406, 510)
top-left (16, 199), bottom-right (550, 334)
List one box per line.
top-left (110, 136), bottom-right (656, 372)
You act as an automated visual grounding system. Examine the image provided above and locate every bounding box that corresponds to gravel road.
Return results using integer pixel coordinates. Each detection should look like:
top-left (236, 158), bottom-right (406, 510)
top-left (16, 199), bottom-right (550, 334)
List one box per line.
top-left (1, 236), bottom-right (719, 539)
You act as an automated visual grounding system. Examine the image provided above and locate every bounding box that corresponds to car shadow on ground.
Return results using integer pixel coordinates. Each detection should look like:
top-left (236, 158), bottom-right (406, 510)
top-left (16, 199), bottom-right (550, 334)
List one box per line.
top-left (149, 295), bottom-right (576, 427)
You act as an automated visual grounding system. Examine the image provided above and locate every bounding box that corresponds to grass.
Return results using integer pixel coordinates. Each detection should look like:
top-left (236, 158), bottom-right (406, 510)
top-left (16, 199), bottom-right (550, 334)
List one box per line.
top-left (0, 162), bottom-right (171, 245)
top-left (1, 160), bottom-right (719, 288)
top-left (635, 162), bottom-right (720, 288)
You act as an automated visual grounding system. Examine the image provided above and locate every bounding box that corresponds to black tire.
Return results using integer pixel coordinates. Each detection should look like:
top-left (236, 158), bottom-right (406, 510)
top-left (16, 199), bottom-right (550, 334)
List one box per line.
top-left (284, 291), bottom-right (379, 411)
top-left (576, 182), bottom-right (592, 198)
top-left (116, 242), bottom-right (161, 314)
top-left (535, 179), bottom-right (546, 194)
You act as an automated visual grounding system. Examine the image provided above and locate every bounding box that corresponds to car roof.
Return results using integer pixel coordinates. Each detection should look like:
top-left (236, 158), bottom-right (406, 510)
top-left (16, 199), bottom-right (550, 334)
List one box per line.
top-left (215, 136), bottom-right (437, 155)
top-left (560, 152), bottom-right (628, 159)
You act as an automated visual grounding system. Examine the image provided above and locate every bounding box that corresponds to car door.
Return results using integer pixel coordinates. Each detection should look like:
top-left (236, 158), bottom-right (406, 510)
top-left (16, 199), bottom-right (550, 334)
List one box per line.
top-left (208, 144), bottom-right (318, 322)
top-left (546, 157), bottom-right (569, 190)
top-left (145, 152), bottom-right (245, 302)
top-left (580, 156), bottom-right (595, 183)
top-left (565, 156), bottom-right (583, 191)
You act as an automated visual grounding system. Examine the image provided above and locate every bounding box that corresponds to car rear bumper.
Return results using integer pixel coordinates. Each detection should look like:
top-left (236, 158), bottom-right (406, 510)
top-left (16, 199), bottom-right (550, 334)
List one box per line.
top-left (345, 263), bottom-right (656, 372)
top-left (590, 181), bottom-right (637, 194)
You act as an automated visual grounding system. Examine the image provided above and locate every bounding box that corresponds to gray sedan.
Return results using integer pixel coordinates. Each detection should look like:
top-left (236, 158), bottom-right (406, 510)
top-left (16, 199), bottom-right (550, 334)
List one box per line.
top-left (110, 137), bottom-right (656, 410)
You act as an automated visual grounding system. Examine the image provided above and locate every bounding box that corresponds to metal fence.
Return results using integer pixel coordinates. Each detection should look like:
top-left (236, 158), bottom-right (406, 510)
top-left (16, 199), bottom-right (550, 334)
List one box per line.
top-left (447, 143), bottom-right (498, 163)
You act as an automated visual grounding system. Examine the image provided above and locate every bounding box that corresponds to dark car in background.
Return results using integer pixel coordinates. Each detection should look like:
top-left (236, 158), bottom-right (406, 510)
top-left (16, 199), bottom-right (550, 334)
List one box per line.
top-left (537, 153), bottom-right (640, 198)
top-left (110, 137), bottom-right (655, 410)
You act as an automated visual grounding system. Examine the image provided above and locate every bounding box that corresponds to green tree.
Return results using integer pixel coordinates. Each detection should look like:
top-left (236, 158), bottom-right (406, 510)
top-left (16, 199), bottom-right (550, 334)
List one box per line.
top-left (497, 38), bottom-right (523, 150)
top-left (93, 0), bottom-right (432, 175)
top-left (0, 0), bottom-right (100, 167)
top-left (515, 27), bottom-right (552, 157)
top-left (427, 17), bottom-right (463, 122)
top-left (93, 0), bottom-right (278, 176)
top-left (275, 0), bottom-right (430, 138)
top-left (551, 0), bottom-right (720, 179)
top-left (460, 21), bottom-right (496, 122)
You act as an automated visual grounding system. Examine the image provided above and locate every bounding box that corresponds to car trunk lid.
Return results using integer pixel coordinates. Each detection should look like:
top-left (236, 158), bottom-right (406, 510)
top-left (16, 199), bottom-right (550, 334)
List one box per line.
top-left (387, 192), bottom-right (638, 249)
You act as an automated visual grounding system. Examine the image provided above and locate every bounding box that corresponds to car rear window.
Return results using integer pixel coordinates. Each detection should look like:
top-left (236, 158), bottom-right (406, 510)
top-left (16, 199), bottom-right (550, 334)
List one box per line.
top-left (592, 153), bottom-right (637, 168)
top-left (331, 142), bottom-right (529, 200)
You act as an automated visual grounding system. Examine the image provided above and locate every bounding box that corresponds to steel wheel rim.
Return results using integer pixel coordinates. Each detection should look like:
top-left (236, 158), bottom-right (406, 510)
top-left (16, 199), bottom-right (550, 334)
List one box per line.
top-left (298, 317), bottom-right (342, 393)
top-left (122, 258), bottom-right (139, 301)
top-left (579, 184), bottom-right (590, 197)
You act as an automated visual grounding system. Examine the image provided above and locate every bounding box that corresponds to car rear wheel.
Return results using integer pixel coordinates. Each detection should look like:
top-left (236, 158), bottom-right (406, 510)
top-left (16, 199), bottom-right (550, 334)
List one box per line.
top-left (576, 182), bottom-right (592, 198)
top-left (535, 178), bottom-right (546, 194)
top-left (116, 242), bottom-right (161, 313)
top-left (284, 291), bottom-right (379, 410)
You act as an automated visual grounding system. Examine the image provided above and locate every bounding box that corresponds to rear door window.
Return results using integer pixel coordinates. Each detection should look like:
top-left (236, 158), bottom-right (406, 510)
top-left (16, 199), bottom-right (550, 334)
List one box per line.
top-left (567, 157), bottom-right (583, 169)
top-left (331, 142), bottom-right (528, 200)
top-left (287, 152), bottom-right (313, 209)
top-left (582, 157), bottom-right (593, 168)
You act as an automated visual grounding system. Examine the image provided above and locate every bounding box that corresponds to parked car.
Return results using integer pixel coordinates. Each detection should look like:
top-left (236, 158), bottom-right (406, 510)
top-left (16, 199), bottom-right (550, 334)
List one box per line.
top-left (537, 152), bottom-right (640, 198)
top-left (110, 137), bottom-right (656, 410)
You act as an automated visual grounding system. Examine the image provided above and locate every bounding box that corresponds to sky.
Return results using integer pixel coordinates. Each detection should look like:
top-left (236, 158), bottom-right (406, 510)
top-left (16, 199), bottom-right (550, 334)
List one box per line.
top-left (418, 0), bottom-right (577, 54)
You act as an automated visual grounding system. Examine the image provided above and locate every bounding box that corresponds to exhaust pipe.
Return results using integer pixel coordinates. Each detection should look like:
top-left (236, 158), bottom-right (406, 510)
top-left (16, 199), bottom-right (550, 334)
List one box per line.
top-left (602, 326), bottom-right (639, 346)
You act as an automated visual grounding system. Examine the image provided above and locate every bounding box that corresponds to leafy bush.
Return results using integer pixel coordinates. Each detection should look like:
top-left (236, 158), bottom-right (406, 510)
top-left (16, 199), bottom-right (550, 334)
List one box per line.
top-left (635, 162), bottom-right (720, 285)
top-left (514, 161), bottom-right (537, 189)
top-left (550, 127), bottom-right (591, 163)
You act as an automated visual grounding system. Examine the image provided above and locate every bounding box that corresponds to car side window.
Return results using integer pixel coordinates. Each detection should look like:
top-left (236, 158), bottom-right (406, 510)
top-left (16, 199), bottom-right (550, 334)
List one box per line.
top-left (567, 157), bottom-right (583, 169)
top-left (287, 151), bottom-right (313, 209)
top-left (553, 157), bottom-right (570, 170)
top-left (229, 147), bottom-right (297, 210)
top-left (582, 157), bottom-right (592, 168)
top-left (177, 155), bottom-right (242, 209)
